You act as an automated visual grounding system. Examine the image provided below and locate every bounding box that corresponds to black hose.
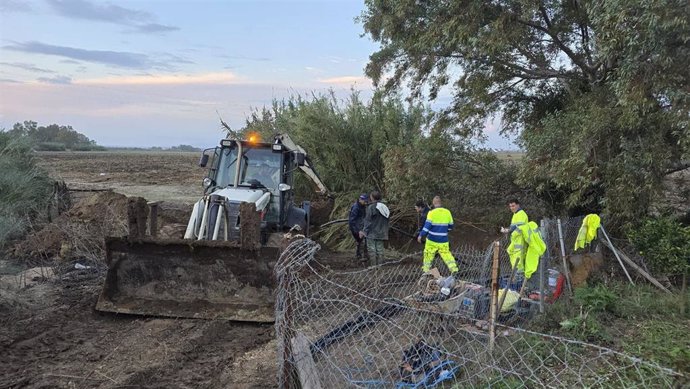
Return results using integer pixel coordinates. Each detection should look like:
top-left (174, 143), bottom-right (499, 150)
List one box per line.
top-left (318, 219), bottom-right (416, 238)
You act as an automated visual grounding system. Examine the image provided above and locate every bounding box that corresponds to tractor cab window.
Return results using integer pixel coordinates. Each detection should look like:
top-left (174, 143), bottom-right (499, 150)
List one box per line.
top-left (215, 146), bottom-right (239, 188)
top-left (239, 147), bottom-right (280, 189)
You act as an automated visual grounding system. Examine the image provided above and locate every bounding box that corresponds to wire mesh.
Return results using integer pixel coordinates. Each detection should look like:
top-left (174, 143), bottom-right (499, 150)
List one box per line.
top-left (275, 219), bottom-right (683, 388)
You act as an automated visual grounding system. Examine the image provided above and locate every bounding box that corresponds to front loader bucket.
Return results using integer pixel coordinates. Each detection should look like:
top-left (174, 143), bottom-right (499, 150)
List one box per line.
top-left (95, 237), bottom-right (279, 322)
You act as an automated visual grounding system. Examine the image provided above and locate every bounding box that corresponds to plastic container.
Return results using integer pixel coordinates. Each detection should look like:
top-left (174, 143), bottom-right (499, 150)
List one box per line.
top-left (437, 276), bottom-right (455, 296)
top-left (548, 269), bottom-right (560, 290)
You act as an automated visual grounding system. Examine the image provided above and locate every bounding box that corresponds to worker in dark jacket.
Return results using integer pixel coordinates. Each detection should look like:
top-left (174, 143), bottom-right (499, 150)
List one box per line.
top-left (349, 194), bottom-right (369, 262)
top-left (361, 191), bottom-right (390, 265)
top-left (414, 199), bottom-right (430, 241)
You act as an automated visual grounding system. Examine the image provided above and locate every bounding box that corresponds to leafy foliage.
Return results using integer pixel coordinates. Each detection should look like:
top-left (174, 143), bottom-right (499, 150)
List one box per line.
top-left (8, 120), bottom-right (102, 151)
top-left (628, 217), bottom-right (690, 277)
top-left (242, 90), bottom-right (426, 195)
top-left (361, 0), bottom-right (690, 226)
top-left (240, 90), bottom-right (525, 236)
top-left (574, 284), bottom-right (618, 313)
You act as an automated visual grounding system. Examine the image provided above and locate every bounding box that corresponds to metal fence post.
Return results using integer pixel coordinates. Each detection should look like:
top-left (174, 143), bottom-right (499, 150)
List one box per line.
top-left (539, 219), bottom-right (547, 313)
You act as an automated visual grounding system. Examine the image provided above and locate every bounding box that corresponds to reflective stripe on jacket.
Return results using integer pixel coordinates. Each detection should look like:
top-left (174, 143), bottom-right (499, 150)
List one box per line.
top-left (419, 207), bottom-right (454, 243)
top-left (509, 209), bottom-right (529, 232)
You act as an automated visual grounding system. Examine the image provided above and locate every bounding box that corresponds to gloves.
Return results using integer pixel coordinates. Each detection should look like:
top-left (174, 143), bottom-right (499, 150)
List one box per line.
top-left (500, 227), bottom-right (509, 234)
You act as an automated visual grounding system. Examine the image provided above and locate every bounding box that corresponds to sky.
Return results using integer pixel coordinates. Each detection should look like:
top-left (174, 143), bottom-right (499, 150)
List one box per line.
top-left (0, 0), bottom-right (516, 149)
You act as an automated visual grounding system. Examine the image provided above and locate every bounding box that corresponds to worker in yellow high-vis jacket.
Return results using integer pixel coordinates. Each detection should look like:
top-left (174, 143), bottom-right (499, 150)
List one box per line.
top-left (502, 199), bottom-right (532, 278)
top-left (418, 196), bottom-right (458, 274)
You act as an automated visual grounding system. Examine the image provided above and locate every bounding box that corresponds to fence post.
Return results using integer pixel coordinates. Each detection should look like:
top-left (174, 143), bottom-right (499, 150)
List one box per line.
top-left (489, 240), bottom-right (500, 353)
top-left (276, 262), bottom-right (295, 389)
top-left (600, 225), bottom-right (634, 285)
top-left (556, 218), bottom-right (573, 295)
top-left (539, 219), bottom-right (547, 313)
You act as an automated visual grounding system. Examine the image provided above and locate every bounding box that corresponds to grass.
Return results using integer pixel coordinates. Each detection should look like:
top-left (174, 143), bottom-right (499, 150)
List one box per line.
top-left (495, 151), bottom-right (524, 163)
top-left (528, 281), bottom-right (690, 374)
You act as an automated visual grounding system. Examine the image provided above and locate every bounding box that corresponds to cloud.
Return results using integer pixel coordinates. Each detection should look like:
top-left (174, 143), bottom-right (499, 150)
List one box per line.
top-left (4, 41), bottom-right (188, 70)
top-left (46, 0), bottom-right (148, 23)
top-left (0, 0), bottom-right (32, 13)
top-left (0, 78), bottom-right (22, 83)
top-left (0, 62), bottom-right (56, 74)
top-left (37, 75), bottom-right (72, 84)
top-left (132, 23), bottom-right (180, 34)
top-left (45, 0), bottom-right (179, 34)
top-left (222, 55), bottom-right (271, 62)
top-left (317, 76), bottom-right (372, 86)
top-left (76, 72), bottom-right (241, 86)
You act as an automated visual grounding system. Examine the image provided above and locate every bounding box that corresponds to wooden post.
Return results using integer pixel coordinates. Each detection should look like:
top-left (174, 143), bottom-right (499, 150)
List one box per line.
top-left (277, 256), bottom-right (296, 389)
top-left (556, 219), bottom-right (573, 295)
top-left (600, 225), bottom-right (634, 284)
top-left (489, 241), bottom-right (500, 353)
top-left (291, 332), bottom-right (323, 389)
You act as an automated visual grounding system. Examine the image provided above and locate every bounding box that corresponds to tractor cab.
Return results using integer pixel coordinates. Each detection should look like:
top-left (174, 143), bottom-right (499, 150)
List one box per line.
top-left (195, 135), bottom-right (308, 239)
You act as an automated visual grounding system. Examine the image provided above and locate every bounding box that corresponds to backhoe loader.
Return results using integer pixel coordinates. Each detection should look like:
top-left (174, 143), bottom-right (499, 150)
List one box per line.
top-left (95, 133), bottom-right (329, 322)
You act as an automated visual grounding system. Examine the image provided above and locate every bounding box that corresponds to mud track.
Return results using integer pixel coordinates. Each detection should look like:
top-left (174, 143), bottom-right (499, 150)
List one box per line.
top-left (0, 269), bottom-right (277, 389)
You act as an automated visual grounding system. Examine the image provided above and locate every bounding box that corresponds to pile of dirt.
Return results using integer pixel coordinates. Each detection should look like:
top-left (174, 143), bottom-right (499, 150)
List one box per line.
top-left (309, 196), bottom-right (334, 226)
top-left (154, 201), bottom-right (193, 238)
top-left (156, 201), bottom-right (192, 226)
top-left (66, 191), bottom-right (129, 223)
top-left (568, 252), bottom-right (604, 287)
top-left (12, 192), bottom-right (131, 261)
top-left (11, 223), bottom-right (67, 259)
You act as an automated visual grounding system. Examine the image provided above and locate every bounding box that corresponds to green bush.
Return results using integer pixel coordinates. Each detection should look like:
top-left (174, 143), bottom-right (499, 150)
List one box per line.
top-left (574, 284), bottom-right (619, 313)
top-left (628, 217), bottom-right (690, 281)
top-left (0, 133), bottom-right (53, 246)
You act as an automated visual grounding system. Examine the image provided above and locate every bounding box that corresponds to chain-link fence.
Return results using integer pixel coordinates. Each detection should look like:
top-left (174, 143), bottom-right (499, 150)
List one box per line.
top-left (274, 218), bottom-right (684, 388)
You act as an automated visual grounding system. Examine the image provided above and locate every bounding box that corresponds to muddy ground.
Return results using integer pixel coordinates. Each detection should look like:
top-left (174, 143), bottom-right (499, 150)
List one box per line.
top-left (1, 266), bottom-right (277, 389)
top-left (2, 151), bottom-right (367, 389)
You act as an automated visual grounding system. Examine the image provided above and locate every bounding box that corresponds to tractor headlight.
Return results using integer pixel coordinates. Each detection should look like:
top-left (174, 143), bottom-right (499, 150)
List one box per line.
top-left (203, 177), bottom-right (212, 189)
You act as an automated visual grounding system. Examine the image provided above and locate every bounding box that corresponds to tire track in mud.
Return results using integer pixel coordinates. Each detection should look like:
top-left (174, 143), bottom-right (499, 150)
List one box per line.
top-left (1, 270), bottom-right (276, 389)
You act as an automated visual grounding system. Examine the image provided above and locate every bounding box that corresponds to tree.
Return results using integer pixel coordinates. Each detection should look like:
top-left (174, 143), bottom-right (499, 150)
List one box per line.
top-left (6, 121), bottom-right (101, 150)
top-left (241, 90), bottom-right (429, 194)
top-left (361, 0), bottom-right (689, 226)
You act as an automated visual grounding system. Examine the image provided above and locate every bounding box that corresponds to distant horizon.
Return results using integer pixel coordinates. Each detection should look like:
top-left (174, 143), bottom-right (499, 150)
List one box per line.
top-left (1, 0), bottom-right (518, 150)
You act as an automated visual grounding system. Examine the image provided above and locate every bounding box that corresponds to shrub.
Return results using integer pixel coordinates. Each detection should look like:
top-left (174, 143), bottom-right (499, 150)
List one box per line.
top-left (628, 217), bottom-right (690, 285)
top-left (0, 133), bottom-right (53, 247)
top-left (574, 284), bottom-right (619, 313)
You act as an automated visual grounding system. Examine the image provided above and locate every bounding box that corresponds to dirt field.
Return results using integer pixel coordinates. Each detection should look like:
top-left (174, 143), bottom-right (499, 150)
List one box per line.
top-left (1, 151), bottom-right (329, 389)
top-left (35, 151), bottom-right (203, 203)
